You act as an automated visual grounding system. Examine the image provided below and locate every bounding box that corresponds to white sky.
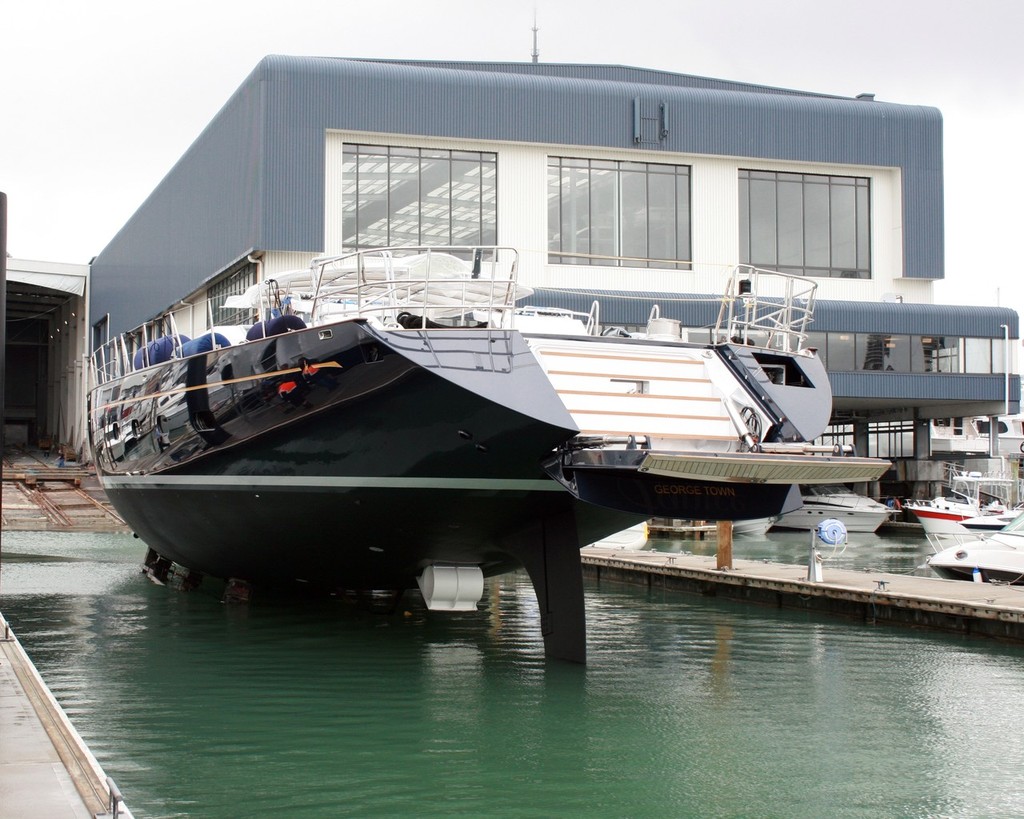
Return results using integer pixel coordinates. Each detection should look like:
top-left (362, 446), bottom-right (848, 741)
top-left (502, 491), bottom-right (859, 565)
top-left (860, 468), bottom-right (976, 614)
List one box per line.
top-left (2, 0), bottom-right (1021, 311)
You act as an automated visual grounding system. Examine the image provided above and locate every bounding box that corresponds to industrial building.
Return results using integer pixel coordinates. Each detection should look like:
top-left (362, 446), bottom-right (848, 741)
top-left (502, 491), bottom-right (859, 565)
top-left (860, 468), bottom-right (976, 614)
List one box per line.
top-left (16, 57), bottom-right (1019, 491)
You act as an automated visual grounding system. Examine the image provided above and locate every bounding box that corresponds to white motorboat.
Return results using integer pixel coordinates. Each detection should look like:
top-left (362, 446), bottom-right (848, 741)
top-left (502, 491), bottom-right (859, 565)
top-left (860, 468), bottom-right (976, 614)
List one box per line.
top-left (731, 517), bottom-right (777, 536)
top-left (927, 513), bottom-right (1024, 584)
top-left (586, 523), bottom-right (649, 550)
top-left (771, 484), bottom-right (891, 533)
top-left (904, 467), bottom-right (1019, 545)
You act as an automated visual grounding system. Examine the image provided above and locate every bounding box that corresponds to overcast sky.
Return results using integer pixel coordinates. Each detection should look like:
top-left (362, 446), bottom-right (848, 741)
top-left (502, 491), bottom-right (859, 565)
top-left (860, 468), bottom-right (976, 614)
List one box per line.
top-left (2, 0), bottom-right (1021, 310)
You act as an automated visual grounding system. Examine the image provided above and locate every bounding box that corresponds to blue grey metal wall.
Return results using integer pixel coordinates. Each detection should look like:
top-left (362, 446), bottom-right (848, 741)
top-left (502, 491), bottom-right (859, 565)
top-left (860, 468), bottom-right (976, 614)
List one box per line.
top-left (257, 57), bottom-right (943, 279)
top-left (830, 372), bottom-right (1019, 409)
top-left (530, 289), bottom-right (1019, 339)
top-left (90, 55), bottom-right (945, 335)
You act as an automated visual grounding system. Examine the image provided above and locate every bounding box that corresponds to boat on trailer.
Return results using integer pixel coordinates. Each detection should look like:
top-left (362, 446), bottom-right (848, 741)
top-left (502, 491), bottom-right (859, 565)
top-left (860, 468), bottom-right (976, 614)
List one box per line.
top-left (88, 246), bottom-right (888, 661)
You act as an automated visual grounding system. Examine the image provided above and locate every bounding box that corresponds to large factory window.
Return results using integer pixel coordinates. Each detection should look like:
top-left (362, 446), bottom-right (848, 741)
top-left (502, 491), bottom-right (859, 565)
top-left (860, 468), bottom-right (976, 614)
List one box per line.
top-left (341, 145), bottom-right (496, 249)
top-left (547, 157), bottom-right (691, 268)
top-left (739, 170), bottom-right (871, 279)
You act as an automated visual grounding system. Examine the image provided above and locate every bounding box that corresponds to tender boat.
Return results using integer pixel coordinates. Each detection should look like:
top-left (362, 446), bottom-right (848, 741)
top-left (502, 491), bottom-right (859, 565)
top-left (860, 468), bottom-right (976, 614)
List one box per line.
top-left (771, 484), bottom-right (892, 533)
top-left (87, 246), bottom-right (888, 661)
top-left (927, 512), bottom-right (1024, 584)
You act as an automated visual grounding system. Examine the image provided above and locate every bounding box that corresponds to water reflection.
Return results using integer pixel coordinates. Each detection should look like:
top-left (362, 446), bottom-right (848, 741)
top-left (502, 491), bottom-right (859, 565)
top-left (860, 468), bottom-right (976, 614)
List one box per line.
top-left (1, 530), bottom-right (1022, 818)
top-left (644, 527), bottom-right (936, 576)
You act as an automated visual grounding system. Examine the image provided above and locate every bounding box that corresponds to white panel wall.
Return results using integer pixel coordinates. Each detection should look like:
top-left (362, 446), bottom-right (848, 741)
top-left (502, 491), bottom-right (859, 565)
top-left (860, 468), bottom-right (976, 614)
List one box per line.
top-left (323, 130), bottom-right (927, 305)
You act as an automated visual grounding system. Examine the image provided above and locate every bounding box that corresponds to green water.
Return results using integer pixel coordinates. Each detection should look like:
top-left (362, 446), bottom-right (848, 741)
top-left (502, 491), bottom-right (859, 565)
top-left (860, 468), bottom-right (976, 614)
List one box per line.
top-left (2, 530), bottom-right (1023, 818)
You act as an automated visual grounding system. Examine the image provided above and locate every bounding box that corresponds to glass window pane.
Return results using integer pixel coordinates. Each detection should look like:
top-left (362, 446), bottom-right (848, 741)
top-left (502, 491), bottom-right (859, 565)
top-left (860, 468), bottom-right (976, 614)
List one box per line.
top-left (828, 333), bottom-right (855, 371)
top-left (777, 180), bottom-right (803, 267)
top-left (620, 169), bottom-right (648, 262)
top-left (388, 152), bottom-right (420, 246)
top-left (937, 338), bottom-right (962, 373)
top-left (590, 167), bottom-right (618, 263)
top-left (738, 175), bottom-right (750, 263)
top-left (648, 171), bottom-right (676, 268)
top-left (419, 155), bottom-right (451, 244)
top-left (740, 170), bottom-right (870, 278)
top-left (357, 150), bottom-right (390, 247)
top-left (480, 158), bottom-right (497, 245)
top-left (965, 338), bottom-right (992, 373)
top-left (561, 164), bottom-right (590, 264)
top-left (830, 182), bottom-right (857, 270)
top-left (882, 335), bottom-right (910, 372)
top-left (748, 178), bottom-right (777, 266)
top-left (548, 157), bottom-right (690, 268)
top-left (451, 159), bottom-right (480, 244)
top-left (913, 335), bottom-right (936, 372)
top-left (342, 145), bottom-right (496, 251)
top-left (858, 334), bottom-right (886, 371)
top-left (804, 183), bottom-right (830, 269)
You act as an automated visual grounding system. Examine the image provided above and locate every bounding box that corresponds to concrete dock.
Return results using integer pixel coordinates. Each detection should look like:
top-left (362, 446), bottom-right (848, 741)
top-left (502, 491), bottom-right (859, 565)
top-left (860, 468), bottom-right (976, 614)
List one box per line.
top-left (581, 546), bottom-right (1024, 643)
top-left (0, 614), bottom-right (130, 817)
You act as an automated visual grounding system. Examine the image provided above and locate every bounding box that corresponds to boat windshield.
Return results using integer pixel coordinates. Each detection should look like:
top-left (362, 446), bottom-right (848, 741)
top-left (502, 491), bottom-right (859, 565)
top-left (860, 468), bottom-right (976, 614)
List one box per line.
top-left (1000, 510), bottom-right (1024, 534)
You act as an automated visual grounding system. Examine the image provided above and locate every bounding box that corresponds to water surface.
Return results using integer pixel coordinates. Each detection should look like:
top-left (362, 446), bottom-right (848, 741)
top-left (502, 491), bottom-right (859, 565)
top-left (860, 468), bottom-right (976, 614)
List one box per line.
top-left (1, 529), bottom-right (1021, 818)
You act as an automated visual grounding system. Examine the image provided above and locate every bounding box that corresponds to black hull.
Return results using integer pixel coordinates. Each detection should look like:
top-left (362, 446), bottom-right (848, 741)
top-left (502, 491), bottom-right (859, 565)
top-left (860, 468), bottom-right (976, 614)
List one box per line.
top-left (89, 321), bottom-right (818, 593)
top-left (544, 449), bottom-right (793, 521)
top-left (105, 479), bottom-right (635, 590)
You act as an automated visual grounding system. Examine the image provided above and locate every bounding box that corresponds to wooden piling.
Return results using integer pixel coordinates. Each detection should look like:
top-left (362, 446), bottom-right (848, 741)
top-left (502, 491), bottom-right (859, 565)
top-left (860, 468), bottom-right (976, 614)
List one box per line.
top-left (716, 520), bottom-right (733, 569)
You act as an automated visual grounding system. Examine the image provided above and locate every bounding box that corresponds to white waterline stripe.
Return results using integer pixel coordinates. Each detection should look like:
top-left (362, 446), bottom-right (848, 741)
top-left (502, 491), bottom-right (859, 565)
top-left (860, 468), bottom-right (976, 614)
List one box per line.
top-left (102, 475), bottom-right (563, 492)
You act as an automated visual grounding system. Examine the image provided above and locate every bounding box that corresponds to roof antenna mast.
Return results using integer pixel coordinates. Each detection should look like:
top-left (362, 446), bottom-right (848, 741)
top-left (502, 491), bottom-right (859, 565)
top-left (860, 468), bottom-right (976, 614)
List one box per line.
top-left (531, 10), bottom-right (540, 63)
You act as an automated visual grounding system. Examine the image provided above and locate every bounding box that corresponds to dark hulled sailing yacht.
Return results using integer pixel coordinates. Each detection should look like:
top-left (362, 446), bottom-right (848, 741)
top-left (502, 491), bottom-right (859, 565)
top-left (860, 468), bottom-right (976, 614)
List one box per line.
top-left (88, 246), bottom-right (887, 661)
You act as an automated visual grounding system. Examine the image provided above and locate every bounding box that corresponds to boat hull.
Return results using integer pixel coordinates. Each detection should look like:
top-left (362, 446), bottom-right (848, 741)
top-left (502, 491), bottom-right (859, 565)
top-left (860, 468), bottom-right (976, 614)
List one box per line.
top-left (928, 543), bottom-right (1024, 585)
top-left (90, 320), bottom-right (820, 591)
top-left (772, 506), bottom-right (890, 533)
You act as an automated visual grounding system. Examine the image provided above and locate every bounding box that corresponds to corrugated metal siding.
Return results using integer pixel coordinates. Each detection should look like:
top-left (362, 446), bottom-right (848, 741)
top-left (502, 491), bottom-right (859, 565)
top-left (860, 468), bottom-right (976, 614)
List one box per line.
top-left (270, 57), bottom-right (940, 280)
top-left (529, 289), bottom-right (1019, 338)
top-left (364, 60), bottom-right (845, 98)
top-left (90, 55), bottom-right (944, 334)
top-left (813, 301), bottom-right (1018, 337)
top-left (829, 373), bottom-right (1020, 405)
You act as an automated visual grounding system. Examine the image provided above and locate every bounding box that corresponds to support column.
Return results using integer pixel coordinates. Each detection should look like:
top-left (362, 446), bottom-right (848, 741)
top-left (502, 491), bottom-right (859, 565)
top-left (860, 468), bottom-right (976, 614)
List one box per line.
top-left (506, 511), bottom-right (586, 663)
top-left (913, 415), bottom-right (931, 461)
top-left (853, 418), bottom-right (870, 458)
